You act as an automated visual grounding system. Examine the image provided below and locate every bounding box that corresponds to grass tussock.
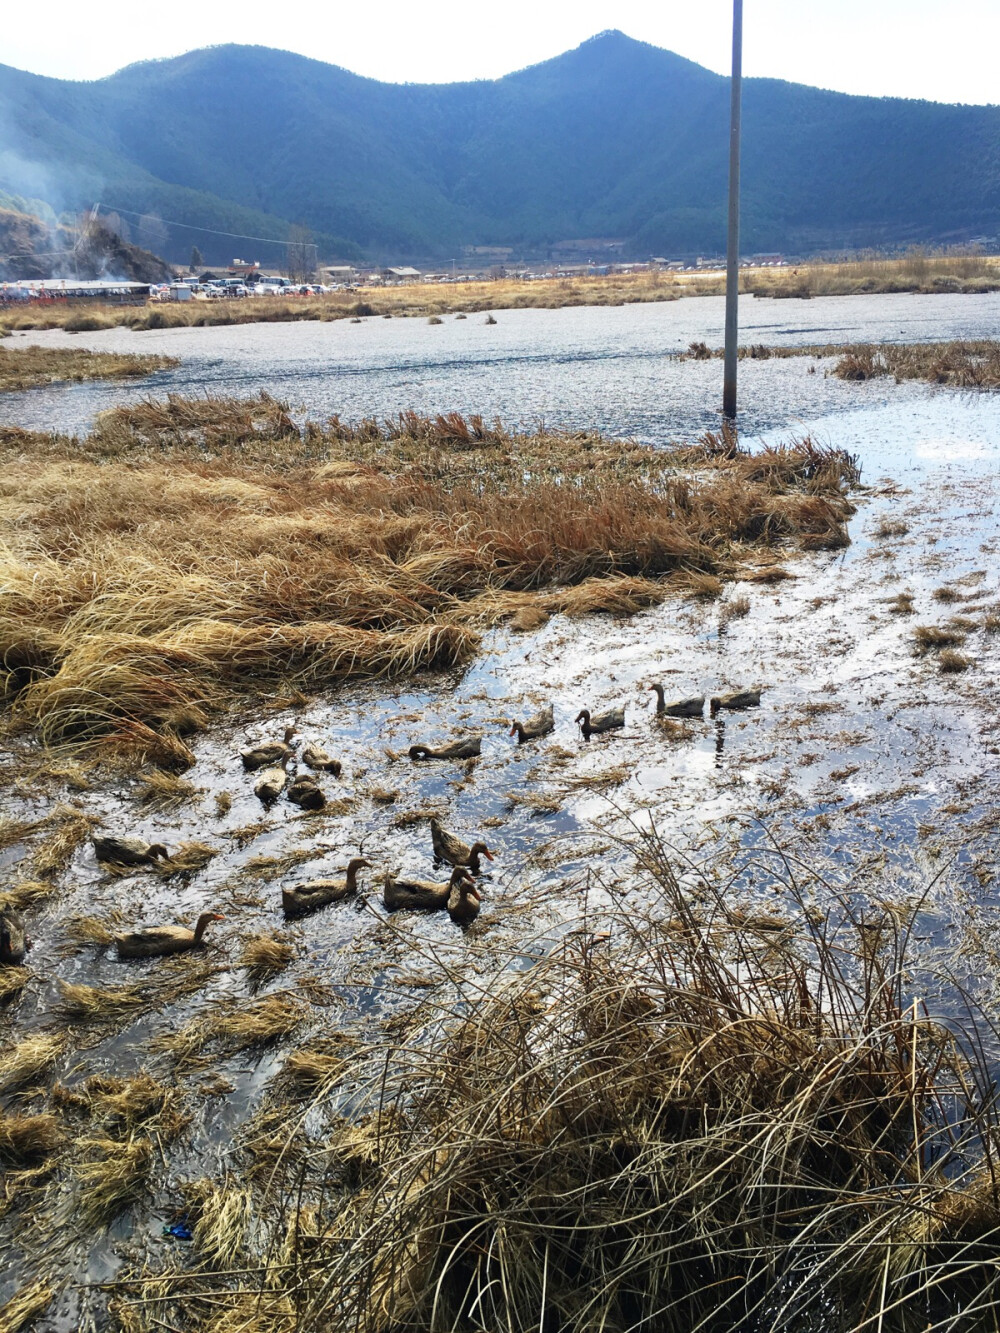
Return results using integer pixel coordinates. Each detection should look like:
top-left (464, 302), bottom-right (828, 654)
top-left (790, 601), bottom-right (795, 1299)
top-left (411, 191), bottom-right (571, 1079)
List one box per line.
top-left (73, 1134), bottom-right (155, 1229)
top-left (0, 1112), bottom-right (63, 1165)
top-left (116, 848), bottom-right (1000, 1333)
top-left (241, 934), bottom-right (295, 986)
top-left (0, 343), bottom-right (176, 393)
top-left (0, 1032), bottom-right (66, 1093)
top-left (0, 1282), bottom-right (55, 1333)
top-left (0, 968), bottom-right (30, 1003)
top-left (0, 402), bottom-right (857, 758)
top-left (157, 993), bottom-right (306, 1068)
top-left (939, 648), bottom-right (972, 673)
top-left (914, 624), bottom-right (967, 654)
top-left (54, 978), bottom-right (147, 1021)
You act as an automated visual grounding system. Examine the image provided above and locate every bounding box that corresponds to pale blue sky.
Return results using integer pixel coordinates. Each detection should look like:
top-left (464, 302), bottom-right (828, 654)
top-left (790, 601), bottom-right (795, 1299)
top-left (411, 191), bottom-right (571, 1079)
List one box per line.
top-left (7, 0), bottom-right (998, 106)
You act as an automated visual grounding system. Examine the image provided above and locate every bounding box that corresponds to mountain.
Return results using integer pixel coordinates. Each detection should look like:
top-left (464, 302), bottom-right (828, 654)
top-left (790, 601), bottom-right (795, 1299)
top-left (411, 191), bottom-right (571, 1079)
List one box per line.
top-left (0, 31), bottom-right (997, 263)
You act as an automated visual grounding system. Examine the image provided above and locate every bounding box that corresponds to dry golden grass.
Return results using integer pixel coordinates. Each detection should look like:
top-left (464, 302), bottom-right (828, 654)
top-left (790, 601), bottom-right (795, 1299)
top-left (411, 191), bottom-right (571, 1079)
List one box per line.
top-left (0, 1281), bottom-right (54, 1333)
top-left (0, 1111), bottom-right (63, 1165)
top-left (241, 935), bottom-right (295, 986)
top-left (0, 344), bottom-right (176, 392)
top-left (0, 1032), bottom-right (66, 1093)
top-left (914, 624), bottom-right (968, 654)
top-left (3, 255), bottom-right (995, 339)
top-left (0, 402), bottom-right (858, 759)
top-left (109, 846), bottom-right (1000, 1333)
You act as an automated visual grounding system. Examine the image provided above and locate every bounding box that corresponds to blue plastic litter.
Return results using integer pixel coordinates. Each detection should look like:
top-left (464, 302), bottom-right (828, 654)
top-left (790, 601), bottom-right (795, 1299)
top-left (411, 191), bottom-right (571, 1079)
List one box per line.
top-left (162, 1221), bottom-right (192, 1241)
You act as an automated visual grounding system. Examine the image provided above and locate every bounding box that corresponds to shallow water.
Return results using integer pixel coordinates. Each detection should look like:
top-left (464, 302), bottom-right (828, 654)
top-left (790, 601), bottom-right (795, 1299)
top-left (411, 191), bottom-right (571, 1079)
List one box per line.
top-left (5, 288), bottom-right (1000, 440)
top-left (4, 295), bottom-right (1000, 1322)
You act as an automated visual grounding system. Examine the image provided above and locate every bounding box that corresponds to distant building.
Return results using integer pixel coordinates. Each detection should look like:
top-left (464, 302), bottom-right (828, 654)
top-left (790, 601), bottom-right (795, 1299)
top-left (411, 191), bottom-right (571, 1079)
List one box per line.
top-left (383, 266), bottom-right (422, 283)
top-left (323, 265), bottom-right (358, 282)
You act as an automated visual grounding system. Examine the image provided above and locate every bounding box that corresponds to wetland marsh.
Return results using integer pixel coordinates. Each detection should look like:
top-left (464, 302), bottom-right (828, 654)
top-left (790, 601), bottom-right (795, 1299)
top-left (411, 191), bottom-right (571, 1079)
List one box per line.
top-left (3, 293), bottom-right (1000, 1332)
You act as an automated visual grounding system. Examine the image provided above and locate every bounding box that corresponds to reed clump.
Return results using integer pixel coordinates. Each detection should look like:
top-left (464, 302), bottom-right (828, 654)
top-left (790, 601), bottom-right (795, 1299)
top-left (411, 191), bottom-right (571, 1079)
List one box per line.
top-left (113, 851), bottom-right (1000, 1333)
top-left (0, 402), bottom-right (858, 758)
top-left (0, 344), bottom-right (176, 393)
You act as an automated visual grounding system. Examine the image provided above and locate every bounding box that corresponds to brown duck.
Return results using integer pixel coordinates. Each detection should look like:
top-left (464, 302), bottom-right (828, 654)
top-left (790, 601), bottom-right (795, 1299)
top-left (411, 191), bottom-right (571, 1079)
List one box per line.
top-left (383, 866), bottom-right (475, 912)
top-left (282, 858), bottom-right (371, 915)
top-left (429, 819), bottom-right (494, 874)
top-left (575, 706), bottom-right (625, 739)
top-left (447, 877), bottom-right (483, 926)
top-left (0, 908), bottom-right (31, 966)
top-left (648, 684), bottom-right (705, 718)
top-left (115, 912), bottom-right (225, 960)
top-left (287, 774), bottom-right (326, 812)
top-left (301, 744), bottom-right (342, 776)
top-left (509, 704), bottom-right (554, 743)
top-left (241, 725), bottom-right (298, 771)
top-left (92, 836), bottom-right (168, 867)
top-left (710, 689), bottom-right (762, 717)
top-left (254, 762), bottom-right (288, 804)
top-left (409, 737), bottom-right (481, 761)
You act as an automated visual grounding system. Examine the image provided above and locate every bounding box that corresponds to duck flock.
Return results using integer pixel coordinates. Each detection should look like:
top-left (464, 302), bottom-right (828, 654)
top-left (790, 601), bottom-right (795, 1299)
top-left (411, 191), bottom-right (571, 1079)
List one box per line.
top-left (0, 683), bottom-right (761, 971)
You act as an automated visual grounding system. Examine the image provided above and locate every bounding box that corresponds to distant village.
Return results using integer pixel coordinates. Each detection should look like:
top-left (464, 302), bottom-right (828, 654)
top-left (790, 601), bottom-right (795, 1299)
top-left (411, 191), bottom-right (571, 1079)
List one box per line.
top-left (0, 247), bottom-right (794, 306)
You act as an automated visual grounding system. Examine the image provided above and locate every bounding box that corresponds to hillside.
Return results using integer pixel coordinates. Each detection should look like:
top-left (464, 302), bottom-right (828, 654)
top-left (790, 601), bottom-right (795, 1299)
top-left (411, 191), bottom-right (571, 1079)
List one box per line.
top-left (0, 31), bottom-right (997, 263)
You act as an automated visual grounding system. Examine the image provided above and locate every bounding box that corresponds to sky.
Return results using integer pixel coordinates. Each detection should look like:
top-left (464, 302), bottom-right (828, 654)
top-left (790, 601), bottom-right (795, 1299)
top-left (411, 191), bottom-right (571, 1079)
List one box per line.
top-left (5, 0), bottom-right (998, 106)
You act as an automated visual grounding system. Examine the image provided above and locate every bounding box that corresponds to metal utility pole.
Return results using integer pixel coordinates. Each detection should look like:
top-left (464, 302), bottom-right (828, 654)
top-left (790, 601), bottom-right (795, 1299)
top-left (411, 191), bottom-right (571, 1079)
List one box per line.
top-left (722, 0), bottom-right (743, 423)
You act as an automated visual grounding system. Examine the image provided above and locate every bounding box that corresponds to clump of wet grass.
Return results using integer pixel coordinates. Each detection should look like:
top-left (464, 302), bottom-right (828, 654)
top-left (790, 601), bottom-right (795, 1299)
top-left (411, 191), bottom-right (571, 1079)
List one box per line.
top-left (241, 935), bottom-right (295, 986)
top-left (135, 770), bottom-right (202, 811)
top-left (0, 1032), bottom-right (66, 1093)
top-left (875, 516), bottom-right (910, 539)
top-left (0, 344), bottom-right (177, 393)
top-left (0, 968), bottom-right (30, 1004)
top-left (54, 978), bottom-right (147, 1022)
top-left (0, 1281), bottom-right (54, 1333)
top-left (281, 1039), bottom-right (352, 1097)
top-left (913, 624), bottom-right (968, 654)
top-left (933, 584), bottom-right (963, 603)
top-left (939, 648), bottom-right (972, 672)
top-left (73, 1134), bottom-right (155, 1230)
top-left (153, 840), bottom-right (218, 876)
top-left (887, 591), bottom-right (915, 614)
top-left (719, 593), bottom-right (750, 622)
top-left (0, 404), bottom-right (858, 759)
top-left (157, 993), bottom-right (306, 1068)
top-left (0, 1112), bottom-right (63, 1165)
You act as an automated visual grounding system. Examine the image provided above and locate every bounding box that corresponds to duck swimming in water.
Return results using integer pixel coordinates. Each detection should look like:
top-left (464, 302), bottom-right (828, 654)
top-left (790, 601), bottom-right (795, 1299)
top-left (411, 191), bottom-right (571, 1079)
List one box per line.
top-left (241, 726), bottom-right (298, 771)
top-left (408, 737), bottom-right (481, 761)
top-left (447, 877), bottom-right (483, 926)
top-left (301, 744), bottom-right (342, 776)
top-left (287, 774), bottom-right (325, 812)
top-left (383, 866), bottom-right (475, 912)
top-left (647, 684), bottom-right (705, 718)
top-left (429, 819), bottom-right (494, 874)
top-left (92, 836), bottom-right (169, 867)
top-left (710, 689), bottom-right (762, 717)
top-left (509, 704), bottom-right (554, 743)
top-left (282, 858), bottom-right (372, 915)
top-left (575, 706), bottom-right (626, 739)
top-left (254, 763), bottom-right (288, 805)
top-left (115, 912), bottom-right (225, 960)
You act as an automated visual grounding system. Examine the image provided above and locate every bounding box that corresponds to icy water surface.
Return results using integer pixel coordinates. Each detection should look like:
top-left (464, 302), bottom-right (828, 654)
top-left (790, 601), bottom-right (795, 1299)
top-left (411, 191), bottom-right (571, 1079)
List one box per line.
top-left (4, 288), bottom-right (1000, 438)
top-left (3, 296), bottom-right (1000, 1322)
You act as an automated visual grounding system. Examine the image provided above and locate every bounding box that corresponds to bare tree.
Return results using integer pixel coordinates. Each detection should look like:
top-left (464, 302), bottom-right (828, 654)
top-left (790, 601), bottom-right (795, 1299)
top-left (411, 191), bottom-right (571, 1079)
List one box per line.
top-left (286, 224), bottom-right (316, 282)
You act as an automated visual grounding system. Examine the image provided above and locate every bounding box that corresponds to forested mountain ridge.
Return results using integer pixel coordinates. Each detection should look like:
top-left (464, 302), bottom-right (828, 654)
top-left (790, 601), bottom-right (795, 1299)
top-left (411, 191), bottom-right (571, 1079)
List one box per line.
top-left (0, 30), bottom-right (996, 263)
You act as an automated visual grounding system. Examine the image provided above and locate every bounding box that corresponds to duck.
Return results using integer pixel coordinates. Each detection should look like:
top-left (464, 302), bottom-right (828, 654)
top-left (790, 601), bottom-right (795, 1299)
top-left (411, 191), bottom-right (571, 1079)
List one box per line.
top-left (115, 912), bottom-right (225, 960)
top-left (710, 689), bottom-right (762, 717)
top-left (509, 704), bottom-right (554, 743)
top-left (301, 744), bottom-right (342, 776)
top-left (648, 684), bottom-right (705, 718)
top-left (447, 877), bottom-right (483, 926)
top-left (383, 866), bottom-right (475, 912)
top-left (0, 908), bottom-right (31, 966)
top-left (287, 774), bottom-right (325, 812)
top-left (429, 819), bottom-right (494, 874)
top-left (240, 726), bottom-right (298, 772)
top-left (408, 737), bottom-right (482, 761)
top-left (282, 858), bottom-right (372, 916)
top-left (254, 763), bottom-right (288, 805)
top-left (575, 707), bottom-right (626, 739)
top-left (92, 836), bottom-right (169, 867)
